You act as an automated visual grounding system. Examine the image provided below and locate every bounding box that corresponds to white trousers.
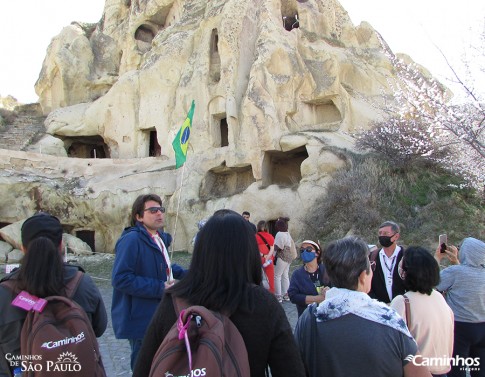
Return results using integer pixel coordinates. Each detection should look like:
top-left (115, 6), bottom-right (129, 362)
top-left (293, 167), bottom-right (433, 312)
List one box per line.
top-left (274, 258), bottom-right (290, 297)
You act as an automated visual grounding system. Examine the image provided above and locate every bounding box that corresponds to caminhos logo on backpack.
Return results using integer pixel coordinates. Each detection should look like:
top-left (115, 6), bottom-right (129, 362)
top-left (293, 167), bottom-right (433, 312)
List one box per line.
top-left (164, 368), bottom-right (206, 377)
top-left (41, 332), bottom-right (86, 349)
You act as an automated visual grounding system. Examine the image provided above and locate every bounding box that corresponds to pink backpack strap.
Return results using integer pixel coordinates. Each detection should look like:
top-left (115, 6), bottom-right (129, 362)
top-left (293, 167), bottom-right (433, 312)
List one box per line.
top-left (177, 309), bottom-right (193, 370)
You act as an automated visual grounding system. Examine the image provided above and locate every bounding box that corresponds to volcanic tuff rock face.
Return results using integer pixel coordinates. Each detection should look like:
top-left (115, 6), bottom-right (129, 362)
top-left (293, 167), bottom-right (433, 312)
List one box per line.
top-left (2, 0), bottom-right (420, 251)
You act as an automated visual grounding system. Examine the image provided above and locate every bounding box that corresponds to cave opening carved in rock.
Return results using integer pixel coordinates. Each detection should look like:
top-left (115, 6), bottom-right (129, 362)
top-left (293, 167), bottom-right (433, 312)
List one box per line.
top-left (199, 163), bottom-right (255, 200)
top-left (262, 146), bottom-right (308, 188)
top-left (66, 135), bottom-right (110, 158)
top-left (76, 230), bottom-right (95, 253)
top-left (210, 28), bottom-right (221, 83)
top-left (148, 129), bottom-right (161, 157)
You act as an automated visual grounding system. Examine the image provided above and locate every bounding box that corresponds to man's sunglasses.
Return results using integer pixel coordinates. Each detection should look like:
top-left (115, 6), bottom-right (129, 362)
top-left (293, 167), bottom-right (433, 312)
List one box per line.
top-left (144, 206), bottom-right (165, 214)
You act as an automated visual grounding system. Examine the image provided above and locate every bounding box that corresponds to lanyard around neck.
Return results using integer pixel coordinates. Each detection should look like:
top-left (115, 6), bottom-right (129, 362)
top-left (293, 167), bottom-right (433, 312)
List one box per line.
top-left (382, 255), bottom-right (396, 273)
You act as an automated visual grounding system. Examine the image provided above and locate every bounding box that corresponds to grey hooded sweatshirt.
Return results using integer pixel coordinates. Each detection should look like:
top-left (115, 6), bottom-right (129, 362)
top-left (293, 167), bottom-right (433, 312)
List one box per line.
top-left (436, 237), bottom-right (485, 322)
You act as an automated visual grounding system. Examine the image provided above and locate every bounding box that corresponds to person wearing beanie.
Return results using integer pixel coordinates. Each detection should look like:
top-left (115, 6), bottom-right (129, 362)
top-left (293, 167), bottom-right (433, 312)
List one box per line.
top-left (273, 217), bottom-right (297, 303)
top-left (0, 212), bottom-right (107, 377)
top-left (436, 237), bottom-right (485, 377)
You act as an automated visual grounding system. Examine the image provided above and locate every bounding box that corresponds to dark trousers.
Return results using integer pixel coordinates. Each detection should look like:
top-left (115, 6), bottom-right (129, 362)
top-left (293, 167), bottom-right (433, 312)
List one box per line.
top-left (449, 321), bottom-right (485, 377)
top-left (129, 338), bottom-right (144, 371)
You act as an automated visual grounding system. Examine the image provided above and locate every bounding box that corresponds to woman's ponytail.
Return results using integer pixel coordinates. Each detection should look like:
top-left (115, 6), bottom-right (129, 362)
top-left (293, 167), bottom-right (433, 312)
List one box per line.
top-left (17, 236), bottom-right (65, 297)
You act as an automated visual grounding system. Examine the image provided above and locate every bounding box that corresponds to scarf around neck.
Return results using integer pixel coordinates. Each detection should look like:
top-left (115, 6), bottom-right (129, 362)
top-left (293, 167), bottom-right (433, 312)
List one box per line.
top-left (314, 287), bottom-right (413, 339)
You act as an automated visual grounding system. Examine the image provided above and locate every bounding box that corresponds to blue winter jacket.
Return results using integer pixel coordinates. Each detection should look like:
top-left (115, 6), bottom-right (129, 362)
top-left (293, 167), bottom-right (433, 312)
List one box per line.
top-left (111, 222), bottom-right (186, 339)
top-left (288, 263), bottom-right (330, 317)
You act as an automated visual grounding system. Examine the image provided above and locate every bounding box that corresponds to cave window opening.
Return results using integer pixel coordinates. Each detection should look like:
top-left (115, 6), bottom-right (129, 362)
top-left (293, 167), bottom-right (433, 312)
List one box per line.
top-left (199, 163), bottom-right (255, 200)
top-left (282, 14), bottom-right (299, 31)
top-left (149, 130), bottom-right (161, 157)
top-left (262, 146), bottom-right (308, 187)
top-left (66, 136), bottom-right (109, 158)
top-left (76, 230), bottom-right (95, 253)
top-left (135, 24), bottom-right (155, 43)
top-left (220, 118), bottom-right (228, 147)
top-left (210, 28), bottom-right (221, 83)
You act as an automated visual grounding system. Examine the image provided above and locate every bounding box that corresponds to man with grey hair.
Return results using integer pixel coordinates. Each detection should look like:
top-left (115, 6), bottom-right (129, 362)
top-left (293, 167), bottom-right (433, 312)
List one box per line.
top-left (369, 220), bottom-right (406, 304)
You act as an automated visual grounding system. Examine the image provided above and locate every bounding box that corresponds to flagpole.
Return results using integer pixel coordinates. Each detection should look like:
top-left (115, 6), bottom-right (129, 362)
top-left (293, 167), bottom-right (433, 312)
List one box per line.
top-left (170, 159), bottom-right (187, 262)
top-left (169, 100), bottom-right (195, 279)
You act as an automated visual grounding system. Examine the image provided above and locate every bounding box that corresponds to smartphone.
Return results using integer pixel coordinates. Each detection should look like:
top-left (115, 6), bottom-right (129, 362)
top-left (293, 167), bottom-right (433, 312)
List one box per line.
top-left (439, 234), bottom-right (447, 253)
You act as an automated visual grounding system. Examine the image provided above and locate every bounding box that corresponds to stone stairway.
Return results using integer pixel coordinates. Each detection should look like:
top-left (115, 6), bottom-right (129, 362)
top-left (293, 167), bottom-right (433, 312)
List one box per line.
top-left (0, 103), bottom-right (47, 151)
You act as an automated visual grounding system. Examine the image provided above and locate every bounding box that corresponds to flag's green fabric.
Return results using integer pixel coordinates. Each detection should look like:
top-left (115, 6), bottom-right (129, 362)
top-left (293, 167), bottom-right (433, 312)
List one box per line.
top-left (172, 100), bottom-right (195, 169)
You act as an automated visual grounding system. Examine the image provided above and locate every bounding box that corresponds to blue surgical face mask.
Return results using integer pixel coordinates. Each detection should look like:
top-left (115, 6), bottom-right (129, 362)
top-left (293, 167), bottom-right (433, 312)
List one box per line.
top-left (301, 250), bottom-right (317, 263)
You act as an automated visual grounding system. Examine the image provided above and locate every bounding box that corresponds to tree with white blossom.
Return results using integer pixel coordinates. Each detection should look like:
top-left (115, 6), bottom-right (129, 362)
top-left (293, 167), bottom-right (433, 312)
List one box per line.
top-left (356, 30), bottom-right (485, 190)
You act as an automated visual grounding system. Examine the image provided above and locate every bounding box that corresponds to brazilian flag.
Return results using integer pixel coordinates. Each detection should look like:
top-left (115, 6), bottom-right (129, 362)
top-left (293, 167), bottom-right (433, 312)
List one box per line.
top-left (172, 100), bottom-right (195, 169)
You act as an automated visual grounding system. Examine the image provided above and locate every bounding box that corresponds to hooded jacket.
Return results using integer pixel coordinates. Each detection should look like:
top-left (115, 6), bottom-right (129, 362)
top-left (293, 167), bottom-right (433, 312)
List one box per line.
top-left (0, 265), bottom-right (107, 377)
top-left (111, 222), bottom-right (186, 339)
top-left (436, 237), bottom-right (485, 322)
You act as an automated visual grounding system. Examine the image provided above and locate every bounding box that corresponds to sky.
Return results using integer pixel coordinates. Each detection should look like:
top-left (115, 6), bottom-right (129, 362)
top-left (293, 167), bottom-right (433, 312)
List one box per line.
top-left (0, 0), bottom-right (484, 104)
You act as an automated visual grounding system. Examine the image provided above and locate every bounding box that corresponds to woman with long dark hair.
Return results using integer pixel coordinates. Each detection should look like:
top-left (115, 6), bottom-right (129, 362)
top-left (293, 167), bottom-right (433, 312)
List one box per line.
top-left (133, 210), bottom-right (306, 377)
top-left (0, 212), bottom-right (107, 376)
top-left (391, 247), bottom-right (454, 377)
top-left (16, 236), bottom-right (65, 297)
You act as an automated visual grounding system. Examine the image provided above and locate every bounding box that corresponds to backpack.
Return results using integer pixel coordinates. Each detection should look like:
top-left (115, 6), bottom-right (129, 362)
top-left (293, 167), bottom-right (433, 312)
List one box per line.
top-left (2, 271), bottom-right (106, 377)
top-left (149, 297), bottom-right (250, 377)
top-left (278, 234), bottom-right (297, 263)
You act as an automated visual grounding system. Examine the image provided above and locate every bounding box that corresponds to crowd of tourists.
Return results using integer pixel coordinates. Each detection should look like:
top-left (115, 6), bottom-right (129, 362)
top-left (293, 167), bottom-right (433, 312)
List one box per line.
top-left (1, 194), bottom-right (484, 377)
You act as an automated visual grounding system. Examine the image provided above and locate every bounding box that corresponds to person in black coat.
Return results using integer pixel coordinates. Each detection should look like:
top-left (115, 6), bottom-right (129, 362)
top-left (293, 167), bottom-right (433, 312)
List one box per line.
top-left (368, 221), bottom-right (406, 304)
top-left (133, 210), bottom-right (306, 377)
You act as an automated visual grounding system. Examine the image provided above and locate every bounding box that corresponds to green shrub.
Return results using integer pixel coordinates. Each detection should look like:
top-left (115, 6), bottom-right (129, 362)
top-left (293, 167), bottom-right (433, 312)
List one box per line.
top-left (305, 152), bottom-right (485, 250)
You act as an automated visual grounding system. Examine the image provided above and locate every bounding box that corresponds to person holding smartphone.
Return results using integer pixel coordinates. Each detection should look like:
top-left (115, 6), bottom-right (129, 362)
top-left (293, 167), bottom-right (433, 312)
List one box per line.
top-left (435, 237), bottom-right (485, 377)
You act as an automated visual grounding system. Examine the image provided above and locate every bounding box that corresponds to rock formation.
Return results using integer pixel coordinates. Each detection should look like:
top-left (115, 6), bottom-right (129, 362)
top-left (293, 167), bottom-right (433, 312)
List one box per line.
top-left (0, 0), bottom-right (434, 253)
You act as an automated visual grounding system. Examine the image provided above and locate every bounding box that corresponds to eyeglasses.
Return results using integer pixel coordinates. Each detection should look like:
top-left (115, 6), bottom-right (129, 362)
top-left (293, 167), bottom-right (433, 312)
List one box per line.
top-left (144, 206), bottom-right (165, 214)
top-left (378, 231), bottom-right (397, 237)
top-left (300, 247), bottom-right (316, 253)
top-left (369, 261), bottom-right (376, 272)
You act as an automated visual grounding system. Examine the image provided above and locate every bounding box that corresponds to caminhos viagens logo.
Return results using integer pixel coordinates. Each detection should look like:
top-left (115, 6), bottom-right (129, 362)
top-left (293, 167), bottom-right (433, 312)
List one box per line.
top-left (406, 354), bottom-right (480, 372)
top-left (41, 331), bottom-right (85, 349)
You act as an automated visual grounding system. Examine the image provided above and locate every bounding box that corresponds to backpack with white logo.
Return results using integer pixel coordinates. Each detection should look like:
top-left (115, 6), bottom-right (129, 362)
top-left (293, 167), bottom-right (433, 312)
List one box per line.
top-left (149, 297), bottom-right (250, 377)
top-left (4, 271), bottom-right (106, 377)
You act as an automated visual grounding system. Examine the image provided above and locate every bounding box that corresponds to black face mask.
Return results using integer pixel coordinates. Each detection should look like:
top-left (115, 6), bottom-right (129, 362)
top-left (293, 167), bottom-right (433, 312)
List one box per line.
top-left (378, 235), bottom-right (394, 248)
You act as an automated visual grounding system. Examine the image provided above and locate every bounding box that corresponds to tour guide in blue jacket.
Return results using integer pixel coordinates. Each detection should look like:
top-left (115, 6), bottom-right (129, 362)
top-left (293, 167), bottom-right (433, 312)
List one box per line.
top-left (111, 194), bottom-right (186, 371)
